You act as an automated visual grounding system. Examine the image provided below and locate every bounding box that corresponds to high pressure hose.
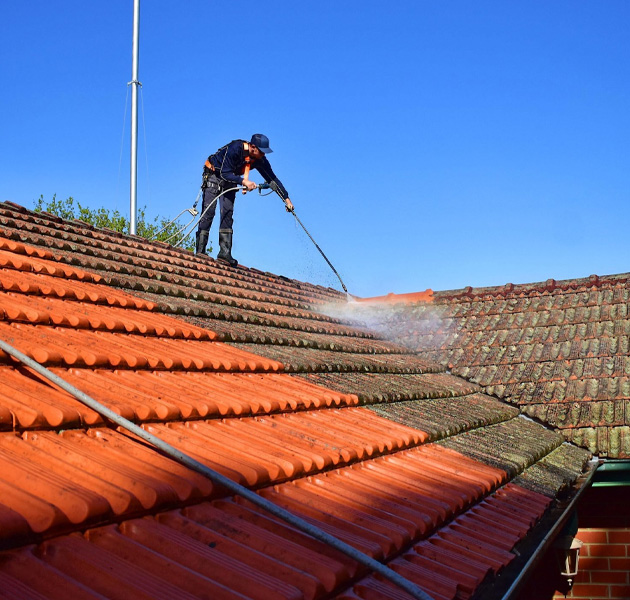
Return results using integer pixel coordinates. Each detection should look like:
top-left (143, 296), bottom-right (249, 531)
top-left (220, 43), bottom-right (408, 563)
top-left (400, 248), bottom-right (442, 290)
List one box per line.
top-left (0, 338), bottom-right (434, 600)
top-left (162, 185), bottom-right (242, 247)
top-left (163, 182), bottom-right (351, 297)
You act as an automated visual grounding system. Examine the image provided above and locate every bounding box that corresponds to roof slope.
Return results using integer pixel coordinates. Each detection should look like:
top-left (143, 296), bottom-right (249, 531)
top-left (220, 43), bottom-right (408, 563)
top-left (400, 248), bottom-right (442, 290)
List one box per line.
top-left (346, 277), bottom-right (630, 458)
top-left (0, 201), bottom-right (591, 600)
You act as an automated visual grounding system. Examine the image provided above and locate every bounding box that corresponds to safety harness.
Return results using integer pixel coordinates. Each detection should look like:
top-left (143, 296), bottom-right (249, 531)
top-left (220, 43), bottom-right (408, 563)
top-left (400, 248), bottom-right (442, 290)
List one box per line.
top-left (204, 140), bottom-right (254, 181)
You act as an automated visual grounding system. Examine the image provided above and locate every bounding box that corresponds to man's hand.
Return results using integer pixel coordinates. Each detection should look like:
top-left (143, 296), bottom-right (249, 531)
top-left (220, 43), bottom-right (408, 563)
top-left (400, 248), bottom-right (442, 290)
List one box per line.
top-left (284, 198), bottom-right (294, 212)
top-left (242, 179), bottom-right (257, 194)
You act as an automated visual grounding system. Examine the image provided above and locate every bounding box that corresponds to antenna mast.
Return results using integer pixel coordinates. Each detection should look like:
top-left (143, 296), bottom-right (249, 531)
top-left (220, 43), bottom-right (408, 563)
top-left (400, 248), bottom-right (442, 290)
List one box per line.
top-left (129, 0), bottom-right (141, 235)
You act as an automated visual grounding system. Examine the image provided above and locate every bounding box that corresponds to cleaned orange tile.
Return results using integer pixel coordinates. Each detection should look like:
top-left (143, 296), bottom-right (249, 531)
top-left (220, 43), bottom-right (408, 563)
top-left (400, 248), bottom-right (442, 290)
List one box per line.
top-left (86, 428), bottom-right (214, 499)
top-left (0, 237), bottom-right (54, 259)
top-left (83, 526), bottom-right (267, 600)
top-left (0, 367), bottom-right (83, 428)
top-left (152, 513), bottom-right (327, 600)
top-left (0, 290), bottom-right (197, 336)
top-left (258, 485), bottom-right (391, 559)
top-left (407, 444), bottom-right (506, 492)
top-left (93, 519), bottom-right (304, 600)
top-left (141, 423), bottom-right (267, 487)
top-left (339, 465), bottom-right (449, 525)
top-left (296, 476), bottom-right (423, 543)
top-left (37, 534), bottom-right (216, 600)
top-left (389, 557), bottom-right (459, 599)
top-left (0, 434), bottom-right (112, 526)
top-left (403, 552), bottom-right (480, 597)
top-left (0, 268), bottom-right (155, 309)
top-left (0, 548), bottom-right (106, 599)
top-left (180, 421), bottom-right (309, 480)
top-left (178, 502), bottom-right (356, 593)
top-left (218, 417), bottom-right (335, 471)
top-left (359, 459), bottom-right (469, 514)
top-left (354, 289), bottom-right (434, 305)
top-left (337, 578), bottom-right (418, 599)
top-left (412, 539), bottom-right (492, 586)
top-left (0, 322), bottom-right (282, 371)
top-left (21, 431), bottom-right (178, 512)
top-left (0, 247), bottom-right (100, 282)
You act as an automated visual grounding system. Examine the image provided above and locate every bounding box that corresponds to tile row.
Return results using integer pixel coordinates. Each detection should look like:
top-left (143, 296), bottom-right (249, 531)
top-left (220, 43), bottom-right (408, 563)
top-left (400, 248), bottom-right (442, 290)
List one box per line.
top-left (302, 372), bottom-right (481, 403)
top-left (522, 400), bottom-right (628, 429)
top-left (0, 322), bottom-right (281, 371)
top-left (232, 344), bottom-right (435, 374)
top-left (340, 482), bottom-right (552, 600)
top-left (439, 416), bottom-right (566, 478)
top-left (431, 337), bottom-right (628, 370)
top-left (432, 320), bottom-right (630, 349)
top-left (562, 425), bottom-right (630, 459)
top-left (435, 285), bottom-right (630, 314)
top-left (192, 319), bottom-right (411, 354)
top-left (0, 481), bottom-right (551, 600)
top-left (464, 371), bottom-right (630, 405)
top-left (368, 393), bottom-right (520, 440)
top-left (0, 425), bottom-right (497, 547)
top-left (455, 356), bottom-right (630, 386)
top-left (0, 290), bottom-right (213, 338)
top-left (0, 268), bottom-right (156, 310)
top-left (0, 367), bottom-right (361, 429)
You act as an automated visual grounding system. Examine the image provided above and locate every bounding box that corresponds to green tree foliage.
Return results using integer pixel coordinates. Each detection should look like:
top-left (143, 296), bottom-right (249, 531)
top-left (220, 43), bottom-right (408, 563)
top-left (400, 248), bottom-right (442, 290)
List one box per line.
top-left (33, 195), bottom-right (196, 252)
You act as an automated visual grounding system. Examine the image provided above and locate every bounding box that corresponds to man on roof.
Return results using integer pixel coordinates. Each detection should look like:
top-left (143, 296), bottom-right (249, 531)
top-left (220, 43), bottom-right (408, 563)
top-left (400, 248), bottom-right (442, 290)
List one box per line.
top-left (196, 133), bottom-right (294, 266)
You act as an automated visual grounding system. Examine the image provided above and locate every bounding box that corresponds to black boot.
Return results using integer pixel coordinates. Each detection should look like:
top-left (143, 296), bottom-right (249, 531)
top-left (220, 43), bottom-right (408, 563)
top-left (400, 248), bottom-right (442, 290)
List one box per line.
top-left (217, 228), bottom-right (237, 266)
top-left (195, 229), bottom-right (209, 255)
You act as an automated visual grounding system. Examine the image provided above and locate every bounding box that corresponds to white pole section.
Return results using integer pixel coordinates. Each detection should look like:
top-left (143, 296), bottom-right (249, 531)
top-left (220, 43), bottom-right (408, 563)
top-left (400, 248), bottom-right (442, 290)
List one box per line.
top-left (129, 0), bottom-right (141, 235)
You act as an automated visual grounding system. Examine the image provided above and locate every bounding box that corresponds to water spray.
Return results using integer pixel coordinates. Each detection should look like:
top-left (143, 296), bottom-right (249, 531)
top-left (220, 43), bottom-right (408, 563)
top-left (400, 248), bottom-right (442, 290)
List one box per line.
top-left (260, 182), bottom-right (352, 301)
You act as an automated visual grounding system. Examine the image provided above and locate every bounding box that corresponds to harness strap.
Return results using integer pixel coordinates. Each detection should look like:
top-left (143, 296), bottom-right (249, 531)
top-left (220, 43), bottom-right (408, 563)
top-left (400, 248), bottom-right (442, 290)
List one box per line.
top-left (205, 140), bottom-right (255, 178)
top-left (243, 142), bottom-right (251, 180)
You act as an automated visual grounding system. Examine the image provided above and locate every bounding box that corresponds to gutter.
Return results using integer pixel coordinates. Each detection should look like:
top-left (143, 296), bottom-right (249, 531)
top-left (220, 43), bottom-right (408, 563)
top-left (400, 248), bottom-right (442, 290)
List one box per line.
top-left (500, 457), bottom-right (600, 600)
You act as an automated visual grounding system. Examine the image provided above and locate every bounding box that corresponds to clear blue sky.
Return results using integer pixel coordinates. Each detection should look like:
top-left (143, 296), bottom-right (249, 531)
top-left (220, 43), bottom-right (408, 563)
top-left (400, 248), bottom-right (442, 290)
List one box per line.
top-left (2, 2), bottom-right (629, 298)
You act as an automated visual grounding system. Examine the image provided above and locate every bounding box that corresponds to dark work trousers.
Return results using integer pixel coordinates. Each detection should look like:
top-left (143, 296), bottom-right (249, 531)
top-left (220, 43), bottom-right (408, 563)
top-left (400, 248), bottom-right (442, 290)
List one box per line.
top-left (198, 173), bottom-right (237, 232)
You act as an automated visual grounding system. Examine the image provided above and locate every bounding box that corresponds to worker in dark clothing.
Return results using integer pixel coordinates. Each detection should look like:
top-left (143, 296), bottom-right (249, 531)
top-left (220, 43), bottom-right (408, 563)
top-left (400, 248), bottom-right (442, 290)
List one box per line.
top-left (196, 133), bottom-right (293, 266)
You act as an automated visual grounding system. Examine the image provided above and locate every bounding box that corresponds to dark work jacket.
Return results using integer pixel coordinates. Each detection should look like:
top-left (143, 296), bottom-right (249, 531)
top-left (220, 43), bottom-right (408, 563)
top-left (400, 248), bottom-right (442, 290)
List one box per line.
top-left (205, 140), bottom-right (289, 199)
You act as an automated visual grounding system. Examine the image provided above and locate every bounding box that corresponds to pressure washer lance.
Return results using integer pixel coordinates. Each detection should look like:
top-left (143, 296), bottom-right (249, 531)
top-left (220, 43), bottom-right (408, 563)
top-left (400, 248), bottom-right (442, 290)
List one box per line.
top-left (260, 182), bottom-right (351, 298)
top-left (161, 181), bottom-right (352, 300)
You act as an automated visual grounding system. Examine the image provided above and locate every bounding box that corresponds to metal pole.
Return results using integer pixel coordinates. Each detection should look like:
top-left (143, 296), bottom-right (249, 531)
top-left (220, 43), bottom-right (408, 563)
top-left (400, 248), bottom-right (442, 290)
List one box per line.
top-left (129, 0), bottom-right (141, 235)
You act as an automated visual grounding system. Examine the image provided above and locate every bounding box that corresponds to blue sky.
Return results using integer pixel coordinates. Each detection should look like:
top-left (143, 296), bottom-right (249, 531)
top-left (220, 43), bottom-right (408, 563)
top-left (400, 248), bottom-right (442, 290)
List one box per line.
top-left (2, 2), bottom-right (629, 298)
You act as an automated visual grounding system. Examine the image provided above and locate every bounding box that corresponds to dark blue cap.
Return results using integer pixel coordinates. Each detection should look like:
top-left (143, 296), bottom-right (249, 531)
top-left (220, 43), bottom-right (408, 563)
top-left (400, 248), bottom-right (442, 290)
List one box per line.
top-left (250, 133), bottom-right (273, 154)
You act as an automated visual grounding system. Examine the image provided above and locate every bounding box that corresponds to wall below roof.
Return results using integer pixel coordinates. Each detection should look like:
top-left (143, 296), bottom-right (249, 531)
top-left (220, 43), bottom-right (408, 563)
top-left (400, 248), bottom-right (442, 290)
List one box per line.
top-left (518, 486), bottom-right (630, 600)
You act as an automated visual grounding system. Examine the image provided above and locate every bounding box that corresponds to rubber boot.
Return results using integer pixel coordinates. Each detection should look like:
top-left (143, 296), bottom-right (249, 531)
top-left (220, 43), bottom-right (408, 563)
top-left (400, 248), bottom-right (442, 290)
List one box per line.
top-left (195, 229), bottom-right (209, 255)
top-left (217, 229), bottom-right (237, 267)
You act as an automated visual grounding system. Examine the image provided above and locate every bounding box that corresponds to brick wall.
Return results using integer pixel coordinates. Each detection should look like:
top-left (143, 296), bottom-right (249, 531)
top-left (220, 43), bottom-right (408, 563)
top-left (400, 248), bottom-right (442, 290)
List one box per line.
top-left (519, 485), bottom-right (630, 600)
top-left (554, 527), bottom-right (630, 599)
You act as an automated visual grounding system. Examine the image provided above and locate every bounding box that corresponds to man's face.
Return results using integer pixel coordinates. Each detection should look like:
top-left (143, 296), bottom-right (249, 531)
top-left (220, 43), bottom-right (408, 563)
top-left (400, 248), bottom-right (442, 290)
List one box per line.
top-left (249, 145), bottom-right (263, 160)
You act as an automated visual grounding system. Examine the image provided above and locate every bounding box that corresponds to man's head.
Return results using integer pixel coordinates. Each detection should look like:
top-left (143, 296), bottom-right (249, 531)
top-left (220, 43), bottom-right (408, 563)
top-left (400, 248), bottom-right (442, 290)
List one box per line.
top-left (250, 133), bottom-right (273, 156)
